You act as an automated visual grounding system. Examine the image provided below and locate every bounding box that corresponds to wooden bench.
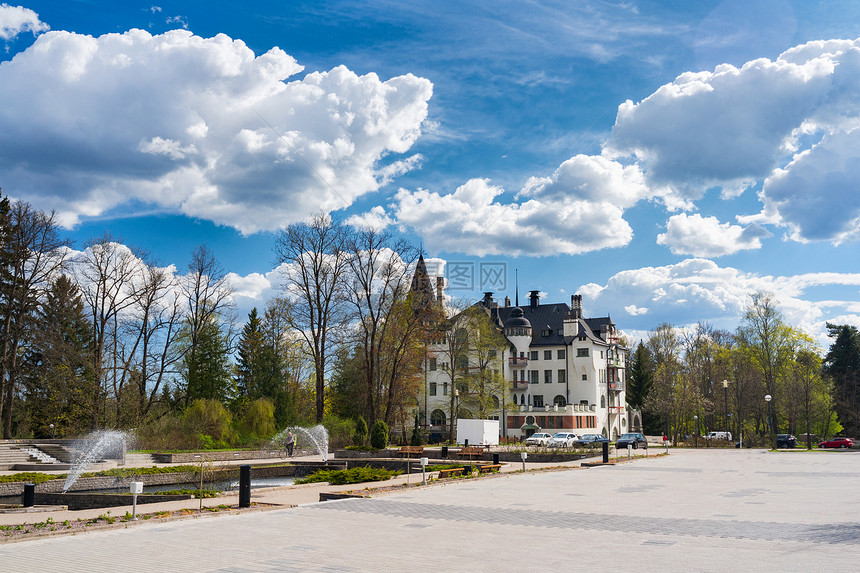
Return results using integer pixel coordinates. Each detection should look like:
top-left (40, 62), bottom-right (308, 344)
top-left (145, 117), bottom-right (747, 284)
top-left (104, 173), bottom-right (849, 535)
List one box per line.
top-left (438, 467), bottom-right (465, 478)
top-left (397, 445), bottom-right (424, 457)
top-left (479, 464), bottom-right (501, 474)
top-left (455, 446), bottom-right (485, 459)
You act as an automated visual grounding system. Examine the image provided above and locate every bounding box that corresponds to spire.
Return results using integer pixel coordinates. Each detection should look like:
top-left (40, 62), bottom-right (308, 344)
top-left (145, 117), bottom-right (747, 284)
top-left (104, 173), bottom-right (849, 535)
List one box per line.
top-left (515, 269), bottom-right (519, 307)
top-left (410, 252), bottom-right (435, 312)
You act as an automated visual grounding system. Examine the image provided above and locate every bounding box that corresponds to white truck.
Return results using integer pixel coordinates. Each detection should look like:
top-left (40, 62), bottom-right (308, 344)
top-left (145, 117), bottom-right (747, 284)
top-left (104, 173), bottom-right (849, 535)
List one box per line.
top-left (456, 419), bottom-right (500, 446)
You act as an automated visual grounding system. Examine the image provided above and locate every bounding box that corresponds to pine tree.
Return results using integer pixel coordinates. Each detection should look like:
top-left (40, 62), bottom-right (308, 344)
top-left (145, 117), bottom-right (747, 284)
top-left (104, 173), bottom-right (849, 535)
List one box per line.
top-left (183, 317), bottom-right (233, 404)
top-left (21, 275), bottom-right (94, 437)
top-left (823, 323), bottom-right (860, 436)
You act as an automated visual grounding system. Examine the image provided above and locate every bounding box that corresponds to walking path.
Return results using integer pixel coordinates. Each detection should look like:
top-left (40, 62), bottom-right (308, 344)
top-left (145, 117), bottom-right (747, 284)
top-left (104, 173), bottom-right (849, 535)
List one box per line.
top-left (1, 448), bottom-right (859, 572)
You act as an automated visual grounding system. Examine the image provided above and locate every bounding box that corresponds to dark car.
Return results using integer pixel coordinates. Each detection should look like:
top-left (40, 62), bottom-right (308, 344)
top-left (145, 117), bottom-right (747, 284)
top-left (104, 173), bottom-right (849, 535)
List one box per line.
top-left (575, 434), bottom-right (609, 447)
top-left (819, 437), bottom-right (854, 449)
top-left (616, 433), bottom-right (647, 449)
top-left (776, 434), bottom-right (797, 448)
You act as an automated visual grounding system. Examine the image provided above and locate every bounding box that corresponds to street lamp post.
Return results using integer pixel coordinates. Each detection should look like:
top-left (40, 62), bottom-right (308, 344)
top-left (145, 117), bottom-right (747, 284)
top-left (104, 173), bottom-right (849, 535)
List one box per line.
top-left (454, 389), bottom-right (460, 444)
top-left (694, 415), bottom-right (699, 448)
top-left (722, 380), bottom-right (729, 432)
top-left (764, 394), bottom-right (775, 449)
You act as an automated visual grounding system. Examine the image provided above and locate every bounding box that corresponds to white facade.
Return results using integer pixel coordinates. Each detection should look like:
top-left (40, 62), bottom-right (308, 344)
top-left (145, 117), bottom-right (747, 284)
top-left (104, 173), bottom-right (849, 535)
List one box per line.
top-left (420, 291), bottom-right (628, 441)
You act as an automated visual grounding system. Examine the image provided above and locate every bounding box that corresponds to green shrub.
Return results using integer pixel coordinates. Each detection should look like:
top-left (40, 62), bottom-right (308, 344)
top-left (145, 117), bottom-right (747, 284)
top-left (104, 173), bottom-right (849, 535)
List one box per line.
top-left (410, 414), bottom-right (422, 446)
top-left (323, 415), bottom-right (356, 450)
top-left (295, 466), bottom-right (401, 485)
top-left (239, 398), bottom-right (276, 440)
top-left (185, 399), bottom-right (237, 447)
top-left (370, 420), bottom-right (388, 449)
top-left (353, 417), bottom-right (368, 446)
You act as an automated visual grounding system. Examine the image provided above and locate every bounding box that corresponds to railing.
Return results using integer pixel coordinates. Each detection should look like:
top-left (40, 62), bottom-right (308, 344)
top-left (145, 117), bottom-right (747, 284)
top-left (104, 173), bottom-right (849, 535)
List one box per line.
top-left (510, 381), bottom-right (529, 390)
top-left (607, 357), bottom-right (623, 367)
top-left (508, 357), bottom-right (529, 366)
top-left (608, 406), bottom-right (625, 413)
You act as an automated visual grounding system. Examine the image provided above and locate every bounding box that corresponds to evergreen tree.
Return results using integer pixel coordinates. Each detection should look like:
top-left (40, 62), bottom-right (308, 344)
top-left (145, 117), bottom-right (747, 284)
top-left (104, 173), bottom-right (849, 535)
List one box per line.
top-left (183, 317), bottom-right (233, 404)
top-left (626, 341), bottom-right (655, 431)
top-left (21, 275), bottom-right (94, 437)
top-left (235, 308), bottom-right (265, 401)
top-left (823, 323), bottom-right (860, 436)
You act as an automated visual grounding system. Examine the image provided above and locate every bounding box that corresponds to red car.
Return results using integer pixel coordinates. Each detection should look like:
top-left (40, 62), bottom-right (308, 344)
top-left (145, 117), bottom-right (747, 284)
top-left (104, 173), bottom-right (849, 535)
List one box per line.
top-left (818, 437), bottom-right (854, 449)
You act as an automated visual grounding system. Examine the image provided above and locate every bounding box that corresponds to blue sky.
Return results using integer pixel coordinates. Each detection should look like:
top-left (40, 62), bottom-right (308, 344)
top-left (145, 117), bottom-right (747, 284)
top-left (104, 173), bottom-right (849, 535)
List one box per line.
top-left (2, 1), bottom-right (860, 346)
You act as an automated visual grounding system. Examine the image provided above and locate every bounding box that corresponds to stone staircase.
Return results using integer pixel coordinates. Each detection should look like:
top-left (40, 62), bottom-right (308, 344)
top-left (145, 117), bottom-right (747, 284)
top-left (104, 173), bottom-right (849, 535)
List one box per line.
top-left (0, 444), bottom-right (48, 470)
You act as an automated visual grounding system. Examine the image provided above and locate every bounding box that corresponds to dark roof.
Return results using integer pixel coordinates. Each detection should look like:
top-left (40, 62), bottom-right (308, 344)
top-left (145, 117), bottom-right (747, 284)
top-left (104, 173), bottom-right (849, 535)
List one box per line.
top-left (503, 306), bottom-right (532, 329)
top-left (491, 302), bottom-right (613, 347)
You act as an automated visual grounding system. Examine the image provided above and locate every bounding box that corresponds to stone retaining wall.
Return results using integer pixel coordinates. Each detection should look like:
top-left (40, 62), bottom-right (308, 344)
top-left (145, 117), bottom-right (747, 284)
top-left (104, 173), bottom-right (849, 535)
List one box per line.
top-left (152, 450), bottom-right (287, 463)
top-left (34, 492), bottom-right (192, 511)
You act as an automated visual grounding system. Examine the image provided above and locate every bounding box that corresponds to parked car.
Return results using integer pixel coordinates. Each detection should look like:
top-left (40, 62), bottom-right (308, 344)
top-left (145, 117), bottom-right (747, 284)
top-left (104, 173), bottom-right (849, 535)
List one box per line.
top-left (819, 437), bottom-right (854, 449)
top-left (525, 432), bottom-right (553, 447)
top-left (706, 431), bottom-right (732, 441)
top-left (616, 433), bottom-right (647, 449)
top-left (776, 434), bottom-right (797, 448)
top-left (548, 432), bottom-right (579, 448)
top-left (574, 434), bottom-right (609, 447)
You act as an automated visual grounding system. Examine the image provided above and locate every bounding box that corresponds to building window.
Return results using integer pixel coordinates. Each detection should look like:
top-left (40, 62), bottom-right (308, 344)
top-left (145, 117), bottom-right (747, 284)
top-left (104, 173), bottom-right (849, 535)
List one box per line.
top-left (557, 349), bottom-right (566, 359)
top-left (544, 350), bottom-right (552, 360)
top-left (533, 395), bottom-right (544, 408)
top-left (488, 349), bottom-right (497, 358)
top-left (529, 370), bottom-right (539, 384)
top-left (429, 358), bottom-right (437, 371)
top-left (582, 374), bottom-right (588, 381)
top-left (553, 395), bottom-right (566, 407)
top-left (544, 370), bottom-right (552, 384)
top-left (577, 348), bottom-right (589, 357)
top-left (541, 328), bottom-right (551, 337)
top-left (443, 382), bottom-right (448, 396)
top-left (600, 396), bottom-right (606, 408)
top-left (530, 350), bottom-right (538, 360)
top-left (558, 370), bottom-right (566, 384)
top-left (456, 355), bottom-right (469, 370)
top-left (430, 409), bottom-right (446, 426)
top-left (430, 383), bottom-right (437, 396)
top-left (600, 350), bottom-right (604, 359)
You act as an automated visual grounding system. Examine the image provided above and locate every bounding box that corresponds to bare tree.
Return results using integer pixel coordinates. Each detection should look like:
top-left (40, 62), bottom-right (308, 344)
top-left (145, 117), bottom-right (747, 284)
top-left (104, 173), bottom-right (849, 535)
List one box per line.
top-left (73, 236), bottom-right (142, 427)
top-left (275, 214), bottom-right (350, 423)
top-left (180, 245), bottom-right (235, 407)
top-left (0, 201), bottom-right (69, 437)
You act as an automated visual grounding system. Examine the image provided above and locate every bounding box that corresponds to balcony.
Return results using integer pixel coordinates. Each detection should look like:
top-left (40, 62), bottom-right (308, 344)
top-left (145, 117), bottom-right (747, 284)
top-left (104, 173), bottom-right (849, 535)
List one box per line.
top-left (510, 381), bottom-right (529, 391)
top-left (608, 381), bottom-right (625, 392)
top-left (607, 357), bottom-right (623, 368)
top-left (608, 405), bottom-right (625, 414)
top-left (508, 357), bottom-right (529, 366)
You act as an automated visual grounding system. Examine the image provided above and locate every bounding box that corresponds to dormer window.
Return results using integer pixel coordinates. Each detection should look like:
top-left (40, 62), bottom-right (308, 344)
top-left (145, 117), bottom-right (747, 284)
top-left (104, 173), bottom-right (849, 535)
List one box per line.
top-left (541, 328), bottom-right (552, 337)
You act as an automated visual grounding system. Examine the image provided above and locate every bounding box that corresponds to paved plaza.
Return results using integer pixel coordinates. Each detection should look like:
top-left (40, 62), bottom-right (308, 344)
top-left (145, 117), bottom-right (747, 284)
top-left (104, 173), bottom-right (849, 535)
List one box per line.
top-left (1, 448), bottom-right (859, 571)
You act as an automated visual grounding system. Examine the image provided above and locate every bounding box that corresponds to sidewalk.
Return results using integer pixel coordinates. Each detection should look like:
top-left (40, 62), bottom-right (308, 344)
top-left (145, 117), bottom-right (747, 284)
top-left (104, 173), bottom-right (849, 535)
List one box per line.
top-left (0, 449), bottom-right (606, 529)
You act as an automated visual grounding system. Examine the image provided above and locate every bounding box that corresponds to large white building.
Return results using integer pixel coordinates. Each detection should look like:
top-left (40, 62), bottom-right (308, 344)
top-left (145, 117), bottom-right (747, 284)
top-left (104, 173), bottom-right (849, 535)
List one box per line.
top-left (413, 258), bottom-right (633, 441)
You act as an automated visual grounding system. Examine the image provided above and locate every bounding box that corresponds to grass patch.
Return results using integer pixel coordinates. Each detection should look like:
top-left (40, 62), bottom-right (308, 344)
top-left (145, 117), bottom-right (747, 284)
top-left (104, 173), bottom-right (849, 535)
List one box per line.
top-left (295, 466), bottom-right (401, 485)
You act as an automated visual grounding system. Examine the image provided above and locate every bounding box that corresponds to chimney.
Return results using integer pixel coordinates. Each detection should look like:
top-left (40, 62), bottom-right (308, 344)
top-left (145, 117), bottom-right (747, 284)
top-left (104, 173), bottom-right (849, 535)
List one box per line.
top-left (571, 294), bottom-right (582, 319)
top-left (482, 292), bottom-right (494, 308)
top-left (504, 295), bottom-right (511, 307)
top-left (436, 277), bottom-right (444, 307)
top-left (529, 290), bottom-right (540, 309)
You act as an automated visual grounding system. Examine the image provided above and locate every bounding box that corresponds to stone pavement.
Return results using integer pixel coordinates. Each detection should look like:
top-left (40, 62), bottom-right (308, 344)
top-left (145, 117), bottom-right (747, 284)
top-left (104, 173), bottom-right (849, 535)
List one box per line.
top-left (1, 448), bottom-right (859, 572)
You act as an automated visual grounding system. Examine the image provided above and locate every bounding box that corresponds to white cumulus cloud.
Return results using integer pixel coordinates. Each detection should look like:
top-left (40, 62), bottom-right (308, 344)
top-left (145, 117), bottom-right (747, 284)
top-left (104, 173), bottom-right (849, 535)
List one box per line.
top-left (0, 28), bottom-right (432, 233)
top-left (657, 213), bottom-right (770, 257)
top-left (0, 4), bottom-right (48, 40)
top-left (606, 38), bottom-right (860, 243)
top-left (387, 155), bottom-right (653, 256)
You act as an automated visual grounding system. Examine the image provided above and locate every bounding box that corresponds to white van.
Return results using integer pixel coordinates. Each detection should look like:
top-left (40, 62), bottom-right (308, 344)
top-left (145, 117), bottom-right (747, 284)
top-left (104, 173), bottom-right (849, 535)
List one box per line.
top-left (706, 431), bottom-right (732, 441)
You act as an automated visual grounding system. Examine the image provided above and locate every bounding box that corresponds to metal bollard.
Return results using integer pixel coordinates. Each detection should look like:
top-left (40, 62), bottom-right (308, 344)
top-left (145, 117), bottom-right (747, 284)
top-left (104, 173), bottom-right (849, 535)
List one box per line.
top-left (441, 446), bottom-right (448, 458)
top-left (23, 483), bottom-right (35, 507)
top-left (239, 465), bottom-right (251, 508)
top-left (602, 441), bottom-right (609, 463)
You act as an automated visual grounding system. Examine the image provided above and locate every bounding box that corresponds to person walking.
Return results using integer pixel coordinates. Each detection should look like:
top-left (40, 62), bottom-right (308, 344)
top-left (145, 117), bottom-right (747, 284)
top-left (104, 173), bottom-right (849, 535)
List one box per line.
top-left (285, 431), bottom-right (295, 457)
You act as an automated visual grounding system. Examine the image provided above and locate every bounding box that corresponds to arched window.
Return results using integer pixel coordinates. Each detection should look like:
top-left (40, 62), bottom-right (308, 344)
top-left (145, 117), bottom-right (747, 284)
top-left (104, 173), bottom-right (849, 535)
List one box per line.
top-left (600, 395), bottom-right (606, 408)
top-left (459, 408), bottom-right (473, 420)
top-left (456, 354), bottom-right (469, 370)
top-left (454, 328), bottom-right (469, 344)
top-left (553, 395), bottom-right (566, 407)
top-left (491, 395), bottom-right (500, 409)
top-left (430, 409), bottom-right (446, 426)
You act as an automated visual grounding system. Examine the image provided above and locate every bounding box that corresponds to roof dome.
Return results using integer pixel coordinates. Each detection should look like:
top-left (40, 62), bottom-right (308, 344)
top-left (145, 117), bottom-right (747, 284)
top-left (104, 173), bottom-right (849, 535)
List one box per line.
top-left (505, 306), bottom-right (532, 330)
